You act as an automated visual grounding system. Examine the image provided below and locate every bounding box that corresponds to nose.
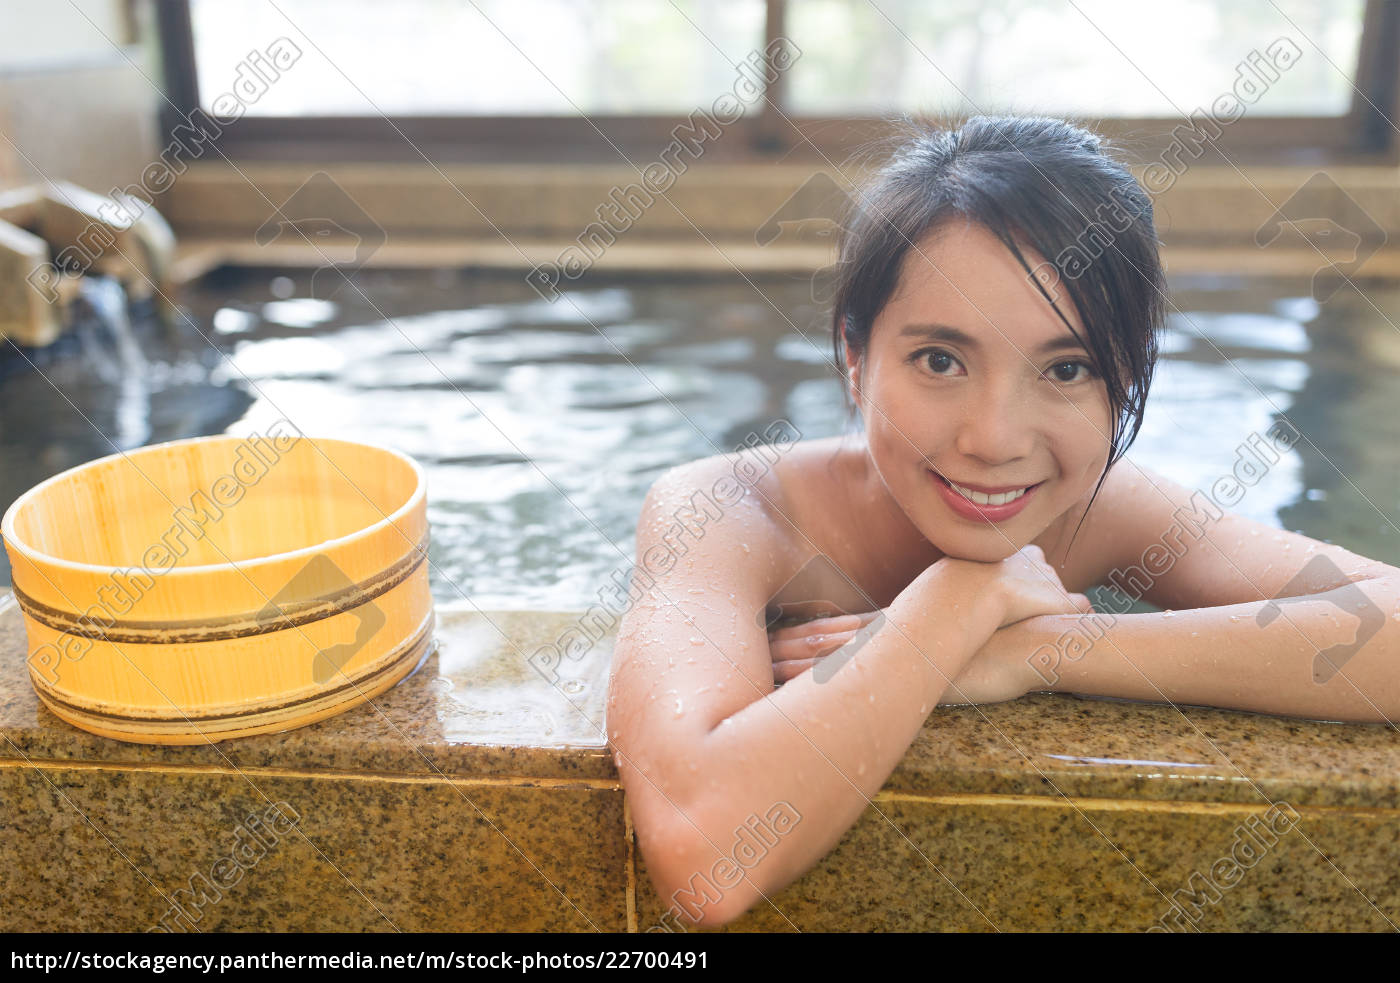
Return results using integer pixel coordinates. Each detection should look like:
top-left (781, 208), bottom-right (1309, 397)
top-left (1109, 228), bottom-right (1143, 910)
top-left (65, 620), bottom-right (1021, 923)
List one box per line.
top-left (952, 377), bottom-right (1037, 465)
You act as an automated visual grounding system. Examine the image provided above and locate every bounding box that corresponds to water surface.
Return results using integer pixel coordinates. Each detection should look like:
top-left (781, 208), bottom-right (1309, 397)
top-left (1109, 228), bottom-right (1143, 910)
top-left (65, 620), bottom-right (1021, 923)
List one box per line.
top-left (3, 267), bottom-right (1398, 607)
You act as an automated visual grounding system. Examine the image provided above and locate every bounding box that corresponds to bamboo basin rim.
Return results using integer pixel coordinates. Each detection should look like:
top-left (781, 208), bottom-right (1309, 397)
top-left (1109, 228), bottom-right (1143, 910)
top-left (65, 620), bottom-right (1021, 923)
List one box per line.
top-left (0, 433), bottom-right (427, 576)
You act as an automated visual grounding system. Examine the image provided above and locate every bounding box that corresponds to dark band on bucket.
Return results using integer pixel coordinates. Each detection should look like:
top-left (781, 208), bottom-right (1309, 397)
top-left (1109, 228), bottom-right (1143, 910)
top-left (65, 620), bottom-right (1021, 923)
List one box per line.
top-left (11, 531), bottom-right (430, 644)
top-left (31, 614), bottom-right (435, 730)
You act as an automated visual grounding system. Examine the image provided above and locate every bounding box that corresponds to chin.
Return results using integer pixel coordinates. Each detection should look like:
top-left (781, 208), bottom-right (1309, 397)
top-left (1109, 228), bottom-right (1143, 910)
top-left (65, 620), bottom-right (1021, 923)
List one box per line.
top-left (928, 517), bottom-right (1049, 561)
top-left (941, 540), bottom-right (1023, 563)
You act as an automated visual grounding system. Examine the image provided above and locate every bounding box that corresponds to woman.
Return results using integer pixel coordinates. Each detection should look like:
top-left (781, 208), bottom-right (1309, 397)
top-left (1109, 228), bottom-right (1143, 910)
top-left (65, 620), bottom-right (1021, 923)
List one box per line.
top-left (604, 115), bottom-right (1400, 930)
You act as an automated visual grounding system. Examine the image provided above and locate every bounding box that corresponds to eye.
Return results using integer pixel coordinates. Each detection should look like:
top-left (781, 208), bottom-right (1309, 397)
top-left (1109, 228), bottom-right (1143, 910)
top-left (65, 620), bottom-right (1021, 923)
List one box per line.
top-left (1046, 359), bottom-right (1097, 384)
top-left (909, 347), bottom-right (965, 376)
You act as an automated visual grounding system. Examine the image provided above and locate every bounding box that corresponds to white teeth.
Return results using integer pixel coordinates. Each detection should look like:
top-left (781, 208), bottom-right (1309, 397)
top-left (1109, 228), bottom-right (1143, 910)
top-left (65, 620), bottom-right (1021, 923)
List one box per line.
top-left (947, 480), bottom-right (1029, 506)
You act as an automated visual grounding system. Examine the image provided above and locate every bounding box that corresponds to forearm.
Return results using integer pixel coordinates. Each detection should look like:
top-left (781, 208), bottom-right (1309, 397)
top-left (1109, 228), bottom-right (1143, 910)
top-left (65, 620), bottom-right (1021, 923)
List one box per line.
top-left (659, 565), bottom-right (992, 925)
top-left (1010, 577), bottom-right (1400, 723)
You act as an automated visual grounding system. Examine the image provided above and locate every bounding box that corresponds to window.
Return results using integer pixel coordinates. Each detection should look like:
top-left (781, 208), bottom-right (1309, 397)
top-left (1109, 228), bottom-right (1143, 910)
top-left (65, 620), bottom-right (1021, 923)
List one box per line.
top-left (159, 0), bottom-right (1400, 164)
top-left (785, 0), bottom-right (1366, 118)
top-left (189, 0), bottom-right (767, 116)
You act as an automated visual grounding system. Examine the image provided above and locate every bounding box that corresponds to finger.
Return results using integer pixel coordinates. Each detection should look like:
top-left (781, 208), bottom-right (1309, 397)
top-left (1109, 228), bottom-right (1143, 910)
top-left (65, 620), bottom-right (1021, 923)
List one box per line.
top-left (774, 658), bottom-right (820, 682)
top-left (1058, 594), bottom-right (1091, 616)
top-left (770, 630), bottom-right (857, 661)
top-left (770, 613), bottom-right (863, 641)
top-left (770, 630), bottom-right (858, 661)
top-left (771, 599), bottom-right (847, 624)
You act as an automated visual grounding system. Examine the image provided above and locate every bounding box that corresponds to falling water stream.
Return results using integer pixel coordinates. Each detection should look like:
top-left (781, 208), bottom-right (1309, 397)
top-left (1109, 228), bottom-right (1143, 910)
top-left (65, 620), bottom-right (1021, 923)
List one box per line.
top-left (72, 276), bottom-right (151, 451)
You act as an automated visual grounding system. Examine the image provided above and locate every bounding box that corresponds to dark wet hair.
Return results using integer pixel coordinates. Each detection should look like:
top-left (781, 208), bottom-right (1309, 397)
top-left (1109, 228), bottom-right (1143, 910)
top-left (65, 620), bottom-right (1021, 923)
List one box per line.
top-left (830, 113), bottom-right (1165, 554)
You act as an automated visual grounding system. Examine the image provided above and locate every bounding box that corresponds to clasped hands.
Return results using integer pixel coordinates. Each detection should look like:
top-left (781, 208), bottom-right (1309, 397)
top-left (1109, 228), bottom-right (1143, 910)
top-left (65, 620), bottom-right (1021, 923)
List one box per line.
top-left (766, 600), bottom-right (1050, 705)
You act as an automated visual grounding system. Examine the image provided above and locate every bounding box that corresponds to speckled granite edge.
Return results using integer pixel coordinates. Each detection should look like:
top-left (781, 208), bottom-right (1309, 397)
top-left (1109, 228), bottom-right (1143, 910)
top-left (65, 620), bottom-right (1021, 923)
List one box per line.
top-left (1, 762), bottom-right (629, 932)
top-left (4, 590), bottom-right (1400, 808)
top-left (883, 694), bottom-right (1400, 809)
top-left (0, 591), bottom-right (615, 783)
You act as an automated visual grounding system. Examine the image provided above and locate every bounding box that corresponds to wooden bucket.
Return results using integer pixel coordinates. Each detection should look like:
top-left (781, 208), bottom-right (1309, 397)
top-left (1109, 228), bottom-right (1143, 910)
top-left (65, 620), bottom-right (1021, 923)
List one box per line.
top-left (0, 427), bottom-right (434, 744)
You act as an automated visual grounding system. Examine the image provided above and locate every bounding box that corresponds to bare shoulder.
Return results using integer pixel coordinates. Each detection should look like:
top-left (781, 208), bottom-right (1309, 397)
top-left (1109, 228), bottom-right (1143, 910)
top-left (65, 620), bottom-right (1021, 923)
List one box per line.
top-left (1060, 452), bottom-right (1389, 608)
top-left (638, 430), bottom-right (826, 559)
top-left (607, 440), bottom-right (811, 840)
top-left (614, 435), bottom-right (812, 708)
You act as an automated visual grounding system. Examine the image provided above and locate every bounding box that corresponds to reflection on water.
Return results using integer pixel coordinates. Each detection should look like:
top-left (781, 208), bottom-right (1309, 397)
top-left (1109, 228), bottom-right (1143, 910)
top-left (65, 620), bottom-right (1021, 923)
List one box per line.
top-left (2, 267), bottom-right (1399, 606)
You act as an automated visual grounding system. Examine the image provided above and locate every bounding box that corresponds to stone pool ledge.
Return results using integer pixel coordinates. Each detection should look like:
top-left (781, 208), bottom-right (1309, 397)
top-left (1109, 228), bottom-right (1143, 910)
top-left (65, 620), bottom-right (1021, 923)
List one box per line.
top-left (1, 589), bottom-right (1397, 932)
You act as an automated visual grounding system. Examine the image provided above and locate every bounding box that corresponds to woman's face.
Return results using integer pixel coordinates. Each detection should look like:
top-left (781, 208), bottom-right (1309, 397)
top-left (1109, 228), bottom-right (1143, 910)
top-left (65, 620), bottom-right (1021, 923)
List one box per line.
top-left (846, 219), bottom-right (1115, 562)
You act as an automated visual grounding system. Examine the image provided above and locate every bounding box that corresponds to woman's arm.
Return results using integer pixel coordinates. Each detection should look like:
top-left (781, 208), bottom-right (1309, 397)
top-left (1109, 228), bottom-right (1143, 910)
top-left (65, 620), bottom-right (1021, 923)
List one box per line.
top-left (977, 571), bottom-right (1400, 722)
top-left (987, 457), bottom-right (1400, 722)
top-left (608, 459), bottom-right (1006, 930)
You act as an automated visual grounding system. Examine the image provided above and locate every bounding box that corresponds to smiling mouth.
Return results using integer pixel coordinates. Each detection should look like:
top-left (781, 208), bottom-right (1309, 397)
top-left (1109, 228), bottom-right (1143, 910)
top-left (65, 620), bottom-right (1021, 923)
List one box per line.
top-left (934, 473), bottom-right (1043, 506)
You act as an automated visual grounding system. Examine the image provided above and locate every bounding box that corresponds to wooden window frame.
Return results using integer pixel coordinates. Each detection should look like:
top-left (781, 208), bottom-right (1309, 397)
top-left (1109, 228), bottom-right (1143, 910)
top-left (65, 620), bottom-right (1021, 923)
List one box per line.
top-left (156, 0), bottom-right (1400, 167)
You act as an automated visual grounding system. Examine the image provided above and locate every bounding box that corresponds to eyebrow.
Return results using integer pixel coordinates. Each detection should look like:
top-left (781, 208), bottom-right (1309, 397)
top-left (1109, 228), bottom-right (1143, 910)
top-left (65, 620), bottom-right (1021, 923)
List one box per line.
top-left (898, 323), bottom-right (1087, 355)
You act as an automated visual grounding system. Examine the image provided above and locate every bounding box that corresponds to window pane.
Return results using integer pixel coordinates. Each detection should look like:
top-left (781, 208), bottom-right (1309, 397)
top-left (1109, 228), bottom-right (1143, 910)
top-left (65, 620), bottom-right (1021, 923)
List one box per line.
top-left (0, 0), bottom-right (132, 72)
top-left (190, 0), bottom-right (766, 116)
top-left (786, 0), bottom-right (1366, 117)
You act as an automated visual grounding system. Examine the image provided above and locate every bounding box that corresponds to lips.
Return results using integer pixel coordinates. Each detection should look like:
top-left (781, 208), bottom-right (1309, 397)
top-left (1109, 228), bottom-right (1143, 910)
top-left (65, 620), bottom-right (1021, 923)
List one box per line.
top-left (931, 470), bottom-right (1042, 523)
top-left (943, 477), bottom-right (1033, 503)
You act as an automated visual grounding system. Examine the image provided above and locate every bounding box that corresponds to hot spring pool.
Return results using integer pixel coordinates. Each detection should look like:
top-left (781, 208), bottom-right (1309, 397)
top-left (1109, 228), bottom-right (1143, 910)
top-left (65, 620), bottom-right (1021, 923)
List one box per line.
top-left (3, 267), bottom-right (1398, 607)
